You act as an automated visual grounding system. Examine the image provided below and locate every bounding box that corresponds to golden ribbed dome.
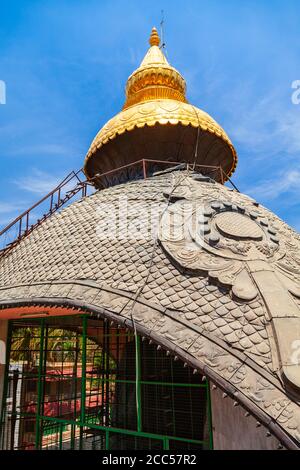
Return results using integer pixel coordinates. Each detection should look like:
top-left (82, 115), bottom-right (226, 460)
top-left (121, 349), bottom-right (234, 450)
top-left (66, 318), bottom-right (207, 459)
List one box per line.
top-left (84, 27), bottom-right (237, 186)
top-left (123, 27), bottom-right (187, 109)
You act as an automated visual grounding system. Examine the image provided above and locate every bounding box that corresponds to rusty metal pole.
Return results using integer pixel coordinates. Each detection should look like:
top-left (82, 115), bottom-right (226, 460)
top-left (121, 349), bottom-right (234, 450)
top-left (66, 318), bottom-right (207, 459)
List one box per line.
top-left (50, 194), bottom-right (54, 212)
top-left (220, 166), bottom-right (224, 185)
top-left (18, 219), bottom-right (22, 239)
top-left (142, 159), bottom-right (147, 179)
top-left (57, 188), bottom-right (61, 206)
top-left (25, 212), bottom-right (29, 234)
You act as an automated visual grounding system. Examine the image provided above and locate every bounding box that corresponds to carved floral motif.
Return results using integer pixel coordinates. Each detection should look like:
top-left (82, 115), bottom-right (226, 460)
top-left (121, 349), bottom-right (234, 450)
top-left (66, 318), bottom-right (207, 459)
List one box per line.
top-left (159, 176), bottom-right (300, 391)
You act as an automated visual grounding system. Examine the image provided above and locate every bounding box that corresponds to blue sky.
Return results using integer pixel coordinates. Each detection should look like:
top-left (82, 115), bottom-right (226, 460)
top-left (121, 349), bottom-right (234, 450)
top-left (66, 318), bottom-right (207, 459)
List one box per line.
top-left (0, 0), bottom-right (300, 231)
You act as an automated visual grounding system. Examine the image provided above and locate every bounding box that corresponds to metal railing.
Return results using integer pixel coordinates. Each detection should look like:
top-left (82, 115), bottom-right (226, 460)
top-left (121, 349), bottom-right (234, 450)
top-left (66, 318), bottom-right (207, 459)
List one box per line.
top-left (0, 159), bottom-right (237, 259)
top-left (0, 169), bottom-right (89, 258)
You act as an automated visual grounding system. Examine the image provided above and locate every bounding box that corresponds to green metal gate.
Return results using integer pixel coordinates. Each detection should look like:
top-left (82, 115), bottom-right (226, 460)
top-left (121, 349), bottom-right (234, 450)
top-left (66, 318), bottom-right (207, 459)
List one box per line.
top-left (0, 315), bottom-right (213, 450)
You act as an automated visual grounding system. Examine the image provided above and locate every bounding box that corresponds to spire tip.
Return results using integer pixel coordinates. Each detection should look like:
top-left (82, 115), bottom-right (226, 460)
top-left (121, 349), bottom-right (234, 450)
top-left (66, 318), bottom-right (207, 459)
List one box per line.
top-left (149, 27), bottom-right (160, 47)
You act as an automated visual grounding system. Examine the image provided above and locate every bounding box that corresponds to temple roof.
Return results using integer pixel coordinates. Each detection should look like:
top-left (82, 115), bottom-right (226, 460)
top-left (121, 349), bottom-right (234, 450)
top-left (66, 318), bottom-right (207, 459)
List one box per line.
top-left (83, 28), bottom-right (237, 185)
top-left (0, 170), bottom-right (300, 447)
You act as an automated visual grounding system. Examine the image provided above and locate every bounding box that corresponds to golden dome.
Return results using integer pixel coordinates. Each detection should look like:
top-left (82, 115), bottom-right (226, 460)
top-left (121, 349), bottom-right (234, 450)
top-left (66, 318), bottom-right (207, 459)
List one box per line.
top-left (84, 28), bottom-right (237, 186)
top-left (123, 27), bottom-right (187, 109)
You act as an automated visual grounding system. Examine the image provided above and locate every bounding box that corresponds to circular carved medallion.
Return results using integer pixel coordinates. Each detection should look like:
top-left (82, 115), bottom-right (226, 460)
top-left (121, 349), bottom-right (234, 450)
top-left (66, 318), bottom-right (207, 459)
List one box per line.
top-left (215, 212), bottom-right (263, 240)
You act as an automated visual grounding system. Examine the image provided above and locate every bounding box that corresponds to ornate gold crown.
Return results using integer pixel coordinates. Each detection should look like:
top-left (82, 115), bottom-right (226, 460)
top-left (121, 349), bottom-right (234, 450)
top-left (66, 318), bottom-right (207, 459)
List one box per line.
top-left (123, 27), bottom-right (187, 109)
top-left (84, 28), bottom-right (237, 186)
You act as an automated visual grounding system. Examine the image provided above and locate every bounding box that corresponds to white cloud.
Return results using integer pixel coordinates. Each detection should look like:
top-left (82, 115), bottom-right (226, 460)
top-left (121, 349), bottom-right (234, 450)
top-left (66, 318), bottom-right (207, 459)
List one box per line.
top-left (0, 202), bottom-right (30, 232)
top-left (0, 202), bottom-right (25, 214)
top-left (13, 169), bottom-right (62, 195)
top-left (219, 82), bottom-right (300, 160)
top-left (245, 168), bottom-right (300, 201)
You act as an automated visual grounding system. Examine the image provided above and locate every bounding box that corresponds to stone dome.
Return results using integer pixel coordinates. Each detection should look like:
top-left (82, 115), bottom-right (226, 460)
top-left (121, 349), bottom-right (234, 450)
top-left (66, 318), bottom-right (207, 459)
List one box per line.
top-left (1, 169), bottom-right (300, 448)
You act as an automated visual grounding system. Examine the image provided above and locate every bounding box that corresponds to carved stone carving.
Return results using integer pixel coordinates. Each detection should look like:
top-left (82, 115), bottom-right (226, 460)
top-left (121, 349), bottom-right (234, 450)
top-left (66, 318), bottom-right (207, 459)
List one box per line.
top-left (159, 177), bottom-right (300, 391)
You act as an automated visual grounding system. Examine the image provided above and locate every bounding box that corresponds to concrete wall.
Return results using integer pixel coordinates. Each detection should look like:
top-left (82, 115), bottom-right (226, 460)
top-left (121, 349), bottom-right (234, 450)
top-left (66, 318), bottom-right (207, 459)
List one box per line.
top-left (210, 384), bottom-right (282, 450)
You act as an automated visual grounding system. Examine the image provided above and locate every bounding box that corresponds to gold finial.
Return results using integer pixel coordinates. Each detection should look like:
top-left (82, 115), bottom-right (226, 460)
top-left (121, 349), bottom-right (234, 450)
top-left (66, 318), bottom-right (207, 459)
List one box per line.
top-left (149, 27), bottom-right (160, 47)
top-left (84, 29), bottom-right (238, 185)
top-left (122, 25), bottom-right (186, 109)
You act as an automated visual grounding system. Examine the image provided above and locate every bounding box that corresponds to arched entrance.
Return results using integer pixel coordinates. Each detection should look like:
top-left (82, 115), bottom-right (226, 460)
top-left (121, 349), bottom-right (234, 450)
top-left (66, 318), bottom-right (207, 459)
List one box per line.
top-left (0, 314), bottom-right (212, 450)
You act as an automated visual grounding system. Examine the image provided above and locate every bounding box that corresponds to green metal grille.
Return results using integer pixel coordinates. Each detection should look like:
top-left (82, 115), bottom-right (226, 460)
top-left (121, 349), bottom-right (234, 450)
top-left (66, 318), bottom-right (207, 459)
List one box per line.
top-left (0, 315), bottom-right (213, 450)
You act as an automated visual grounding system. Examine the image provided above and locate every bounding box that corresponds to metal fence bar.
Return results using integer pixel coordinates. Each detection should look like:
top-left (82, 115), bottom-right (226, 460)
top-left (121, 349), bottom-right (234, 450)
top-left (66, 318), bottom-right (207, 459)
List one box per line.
top-left (80, 315), bottom-right (87, 426)
top-left (1, 316), bottom-right (212, 450)
top-left (0, 172), bottom-right (88, 257)
top-left (206, 381), bottom-right (214, 450)
top-left (35, 318), bottom-right (45, 450)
